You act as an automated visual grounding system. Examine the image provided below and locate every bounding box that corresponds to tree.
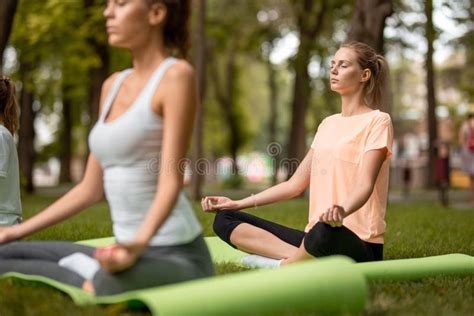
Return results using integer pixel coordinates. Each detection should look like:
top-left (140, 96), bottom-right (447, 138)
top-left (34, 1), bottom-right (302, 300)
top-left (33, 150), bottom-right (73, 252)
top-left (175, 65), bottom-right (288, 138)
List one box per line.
top-left (17, 63), bottom-right (36, 193)
top-left (346, 0), bottom-right (393, 54)
top-left (346, 0), bottom-right (393, 113)
top-left (205, 0), bottom-right (261, 182)
top-left (286, 0), bottom-right (327, 178)
top-left (189, 0), bottom-right (207, 200)
top-left (0, 0), bottom-right (18, 73)
top-left (425, 0), bottom-right (438, 187)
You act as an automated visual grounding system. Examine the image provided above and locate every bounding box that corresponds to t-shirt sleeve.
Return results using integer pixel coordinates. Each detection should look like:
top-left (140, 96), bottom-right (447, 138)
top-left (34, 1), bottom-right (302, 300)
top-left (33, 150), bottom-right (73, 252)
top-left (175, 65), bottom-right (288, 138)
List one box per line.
top-left (364, 115), bottom-right (393, 161)
top-left (311, 119), bottom-right (326, 149)
top-left (0, 132), bottom-right (11, 178)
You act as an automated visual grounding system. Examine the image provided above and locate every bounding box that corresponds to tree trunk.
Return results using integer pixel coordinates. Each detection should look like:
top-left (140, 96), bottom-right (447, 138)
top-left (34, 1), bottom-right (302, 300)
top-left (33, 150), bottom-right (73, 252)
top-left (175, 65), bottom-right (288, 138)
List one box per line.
top-left (189, 0), bottom-right (206, 200)
top-left (225, 43), bottom-right (239, 174)
top-left (0, 0), bottom-right (18, 73)
top-left (209, 40), bottom-right (240, 175)
top-left (83, 0), bottom-right (110, 169)
top-left (425, 0), bottom-right (438, 188)
top-left (286, 0), bottom-right (326, 179)
top-left (346, 0), bottom-right (393, 54)
top-left (267, 59), bottom-right (279, 185)
top-left (346, 0), bottom-right (394, 113)
top-left (59, 84), bottom-right (72, 183)
top-left (18, 65), bottom-right (36, 193)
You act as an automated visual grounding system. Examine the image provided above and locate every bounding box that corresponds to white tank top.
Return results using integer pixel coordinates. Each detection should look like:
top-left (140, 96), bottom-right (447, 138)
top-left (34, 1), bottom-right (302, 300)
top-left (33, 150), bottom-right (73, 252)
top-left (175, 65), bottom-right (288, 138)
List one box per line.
top-left (88, 57), bottom-right (202, 246)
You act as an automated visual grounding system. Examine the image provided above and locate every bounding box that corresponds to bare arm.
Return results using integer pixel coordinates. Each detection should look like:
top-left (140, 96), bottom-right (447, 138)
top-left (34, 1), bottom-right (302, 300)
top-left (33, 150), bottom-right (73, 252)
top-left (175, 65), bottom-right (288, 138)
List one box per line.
top-left (132, 62), bottom-right (197, 245)
top-left (0, 74), bottom-right (118, 243)
top-left (320, 149), bottom-right (386, 226)
top-left (202, 149), bottom-right (313, 211)
top-left (10, 154), bottom-right (106, 240)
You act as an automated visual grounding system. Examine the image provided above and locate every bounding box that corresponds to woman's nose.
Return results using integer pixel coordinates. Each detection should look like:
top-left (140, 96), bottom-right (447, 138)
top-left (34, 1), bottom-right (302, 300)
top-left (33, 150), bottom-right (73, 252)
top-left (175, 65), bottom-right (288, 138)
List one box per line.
top-left (104, 3), bottom-right (113, 18)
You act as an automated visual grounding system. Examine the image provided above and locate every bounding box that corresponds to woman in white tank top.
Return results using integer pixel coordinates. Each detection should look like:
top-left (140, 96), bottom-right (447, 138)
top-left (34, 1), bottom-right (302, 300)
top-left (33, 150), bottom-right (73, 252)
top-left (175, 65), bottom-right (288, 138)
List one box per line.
top-left (0, 0), bottom-right (214, 296)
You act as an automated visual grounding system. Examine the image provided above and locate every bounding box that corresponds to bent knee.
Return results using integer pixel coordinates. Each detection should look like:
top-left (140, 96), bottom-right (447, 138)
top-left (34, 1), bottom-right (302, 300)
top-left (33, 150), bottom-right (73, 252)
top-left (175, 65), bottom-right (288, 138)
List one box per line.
top-left (304, 222), bottom-right (339, 257)
top-left (212, 211), bottom-right (237, 236)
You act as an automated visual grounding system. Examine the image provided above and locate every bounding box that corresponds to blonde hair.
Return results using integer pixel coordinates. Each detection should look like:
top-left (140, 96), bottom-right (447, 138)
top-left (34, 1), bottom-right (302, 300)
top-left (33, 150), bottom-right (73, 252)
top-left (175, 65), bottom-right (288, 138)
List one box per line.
top-left (0, 76), bottom-right (19, 135)
top-left (341, 41), bottom-right (389, 110)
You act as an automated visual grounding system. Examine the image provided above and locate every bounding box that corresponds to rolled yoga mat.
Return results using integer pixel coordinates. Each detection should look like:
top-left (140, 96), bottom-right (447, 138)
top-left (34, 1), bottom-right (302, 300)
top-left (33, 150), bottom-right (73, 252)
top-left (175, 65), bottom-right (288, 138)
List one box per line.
top-left (355, 253), bottom-right (474, 281)
top-left (0, 256), bottom-right (366, 315)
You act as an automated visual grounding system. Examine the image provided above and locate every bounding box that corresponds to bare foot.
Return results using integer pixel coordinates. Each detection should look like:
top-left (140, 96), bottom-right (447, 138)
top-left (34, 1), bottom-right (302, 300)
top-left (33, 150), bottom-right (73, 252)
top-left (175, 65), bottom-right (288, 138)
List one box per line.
top-left (82, 280), bottom-right (95, 294)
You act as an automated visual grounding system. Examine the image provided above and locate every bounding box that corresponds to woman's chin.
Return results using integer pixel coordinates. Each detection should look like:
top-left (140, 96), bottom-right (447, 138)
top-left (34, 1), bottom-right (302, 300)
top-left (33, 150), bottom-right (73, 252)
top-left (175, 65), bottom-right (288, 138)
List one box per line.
top-left (107, 37), bottom-right (129, 49)
top-left (329, 86), bottom-right (340, 93)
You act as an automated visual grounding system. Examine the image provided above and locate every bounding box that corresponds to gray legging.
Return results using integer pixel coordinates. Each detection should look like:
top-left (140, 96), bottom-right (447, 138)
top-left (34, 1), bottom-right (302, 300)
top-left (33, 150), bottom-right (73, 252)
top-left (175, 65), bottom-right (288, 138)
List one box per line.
top-left (0, 234), bottom-right (215, 296)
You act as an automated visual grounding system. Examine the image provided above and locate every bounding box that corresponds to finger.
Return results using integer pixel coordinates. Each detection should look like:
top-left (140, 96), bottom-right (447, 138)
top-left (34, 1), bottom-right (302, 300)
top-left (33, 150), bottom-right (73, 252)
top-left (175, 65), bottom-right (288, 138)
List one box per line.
top-left (321, 212), bottom-right (328, 223)
top-left (204, 198), bottom-right (212, 211)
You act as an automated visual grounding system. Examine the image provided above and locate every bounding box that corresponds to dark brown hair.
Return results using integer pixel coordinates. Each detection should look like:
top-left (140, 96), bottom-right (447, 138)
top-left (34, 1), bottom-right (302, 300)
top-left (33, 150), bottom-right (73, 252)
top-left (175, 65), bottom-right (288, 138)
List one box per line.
top-left (341, 41), bottom-right (390, 110)
top-left (147, 0), bottom-right (191, 58)
top-left (0, 77), bottom-right (19, 135)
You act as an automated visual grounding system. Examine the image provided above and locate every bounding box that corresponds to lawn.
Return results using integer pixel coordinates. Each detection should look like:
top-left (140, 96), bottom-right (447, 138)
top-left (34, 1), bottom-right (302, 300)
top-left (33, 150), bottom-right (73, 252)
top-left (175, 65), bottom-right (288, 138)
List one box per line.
top-left (0, 192), bottom-right (473, 315)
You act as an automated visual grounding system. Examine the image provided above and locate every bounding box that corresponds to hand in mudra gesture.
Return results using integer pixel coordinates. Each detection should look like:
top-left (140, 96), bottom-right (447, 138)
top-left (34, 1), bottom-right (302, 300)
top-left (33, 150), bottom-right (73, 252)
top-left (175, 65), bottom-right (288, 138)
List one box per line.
top-left (201, 196), bottom-right (240, 212)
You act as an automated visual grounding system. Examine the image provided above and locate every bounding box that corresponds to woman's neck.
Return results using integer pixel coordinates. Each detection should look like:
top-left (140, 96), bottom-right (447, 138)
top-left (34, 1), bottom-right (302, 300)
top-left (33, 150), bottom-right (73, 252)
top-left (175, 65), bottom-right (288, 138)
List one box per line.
top-left (129, 35), bottom-right (171, 77)
top-left (340, 89), bottom-right (372, 117)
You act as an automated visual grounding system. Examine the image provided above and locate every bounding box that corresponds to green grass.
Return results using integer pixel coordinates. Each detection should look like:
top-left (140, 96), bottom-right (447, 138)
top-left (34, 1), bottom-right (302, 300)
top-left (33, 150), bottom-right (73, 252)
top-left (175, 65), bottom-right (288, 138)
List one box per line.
top-left (0, 193), bottom-right (473, 315)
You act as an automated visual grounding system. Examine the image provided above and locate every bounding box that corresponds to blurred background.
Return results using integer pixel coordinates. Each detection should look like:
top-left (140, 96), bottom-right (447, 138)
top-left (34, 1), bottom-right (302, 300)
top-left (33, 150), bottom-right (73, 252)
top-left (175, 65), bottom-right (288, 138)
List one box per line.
top-left (1, 0), bottom-right (473, 206)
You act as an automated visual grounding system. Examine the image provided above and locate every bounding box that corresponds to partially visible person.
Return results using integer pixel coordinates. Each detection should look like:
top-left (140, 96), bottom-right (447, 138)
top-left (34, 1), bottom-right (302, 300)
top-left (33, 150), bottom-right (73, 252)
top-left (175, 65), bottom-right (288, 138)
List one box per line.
top-left (434, 140), bottom-right (450, 207)
top-left (398, 135), bottom-right (412, 199)
top-left (459, 112), bottom-right (474, 204)
top-left (0, 76), bottom-right (22, 227)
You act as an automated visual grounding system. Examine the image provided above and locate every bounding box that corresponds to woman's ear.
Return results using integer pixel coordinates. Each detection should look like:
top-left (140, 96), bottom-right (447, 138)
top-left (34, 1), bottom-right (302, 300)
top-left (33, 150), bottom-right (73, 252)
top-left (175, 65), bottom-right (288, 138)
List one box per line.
top-left (360, 69), bottom-right (371, 83)
top-left (148, 2), bottom-right (167, 26)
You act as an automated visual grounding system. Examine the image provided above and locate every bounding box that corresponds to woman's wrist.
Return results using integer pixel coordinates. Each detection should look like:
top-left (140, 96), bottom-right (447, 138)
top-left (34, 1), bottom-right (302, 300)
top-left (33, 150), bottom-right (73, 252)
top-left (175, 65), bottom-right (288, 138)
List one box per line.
top-left (339, 204), bottom-right (349, 217)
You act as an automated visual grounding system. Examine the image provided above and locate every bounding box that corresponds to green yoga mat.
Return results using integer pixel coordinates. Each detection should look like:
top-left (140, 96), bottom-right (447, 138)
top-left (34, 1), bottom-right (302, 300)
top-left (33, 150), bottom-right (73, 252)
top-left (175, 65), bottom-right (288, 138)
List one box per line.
top-left (1, 257), bottom-right (366, 315)
top-left (77, 236), bottom-right (249, 265)
top-left (356, 253), bottom-right (474, 281)
top-left (78, 237), bottom-right (474, 281)
top-left (1, 236), bottom-right (473, 315)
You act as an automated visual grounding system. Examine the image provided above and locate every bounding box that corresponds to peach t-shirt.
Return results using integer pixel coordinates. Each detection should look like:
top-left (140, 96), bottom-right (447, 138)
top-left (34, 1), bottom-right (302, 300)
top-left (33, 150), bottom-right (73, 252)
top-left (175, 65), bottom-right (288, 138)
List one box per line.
top-left (306, 110), bottom-right (393, 244)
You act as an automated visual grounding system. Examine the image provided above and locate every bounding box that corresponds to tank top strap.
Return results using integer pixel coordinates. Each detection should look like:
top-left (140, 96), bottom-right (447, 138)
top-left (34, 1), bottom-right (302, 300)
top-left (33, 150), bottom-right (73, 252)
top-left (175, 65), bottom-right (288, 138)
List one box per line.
top-left (141, 57), bottom-right (178, 101)
top-left (100, 69), bottom-right (133, 122)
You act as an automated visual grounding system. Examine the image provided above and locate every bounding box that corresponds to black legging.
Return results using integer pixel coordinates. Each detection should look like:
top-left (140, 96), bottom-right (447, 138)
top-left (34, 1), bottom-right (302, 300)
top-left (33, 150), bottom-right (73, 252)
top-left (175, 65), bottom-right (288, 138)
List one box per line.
top-left (213, 210), bottom-right (383, 263)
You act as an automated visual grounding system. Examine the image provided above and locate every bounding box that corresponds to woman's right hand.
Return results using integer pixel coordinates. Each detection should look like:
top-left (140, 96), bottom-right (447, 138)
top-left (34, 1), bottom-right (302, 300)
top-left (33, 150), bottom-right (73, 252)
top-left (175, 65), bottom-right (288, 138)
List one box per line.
top-left (201, 196), bottom-right (240, 212)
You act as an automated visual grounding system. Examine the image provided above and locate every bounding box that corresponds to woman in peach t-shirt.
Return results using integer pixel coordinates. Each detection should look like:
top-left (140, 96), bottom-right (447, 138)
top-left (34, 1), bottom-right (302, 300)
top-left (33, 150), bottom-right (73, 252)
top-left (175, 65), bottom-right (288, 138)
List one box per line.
top-left (202, 41), bottom-right (393, 268)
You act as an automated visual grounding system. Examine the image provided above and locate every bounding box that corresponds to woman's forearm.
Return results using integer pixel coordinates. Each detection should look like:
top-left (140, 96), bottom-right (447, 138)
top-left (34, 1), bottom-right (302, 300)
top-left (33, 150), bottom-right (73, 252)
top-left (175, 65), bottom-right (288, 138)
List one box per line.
top-left (237, 181), bottom-right (301, 210)
top-left (13, 183), bottom-right (102, 239)
top-left (340, 183), bottom-right (374, 217)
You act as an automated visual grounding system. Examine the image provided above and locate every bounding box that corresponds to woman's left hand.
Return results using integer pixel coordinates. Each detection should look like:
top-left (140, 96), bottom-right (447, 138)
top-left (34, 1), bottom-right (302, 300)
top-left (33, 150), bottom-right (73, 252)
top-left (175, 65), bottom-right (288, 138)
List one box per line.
top-left (94, 242), bottom-right (145, 273)
top-left (319, 205), bottom-right (346, 227)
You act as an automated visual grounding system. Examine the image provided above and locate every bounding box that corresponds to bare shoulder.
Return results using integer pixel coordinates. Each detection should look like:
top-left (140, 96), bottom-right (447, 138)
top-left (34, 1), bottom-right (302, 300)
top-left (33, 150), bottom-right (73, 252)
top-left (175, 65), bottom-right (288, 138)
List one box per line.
top-left (101, 72), bottom-right (120, 94)
top-left (165, 59), bottom-right (195, 82)
top-left (98, 72), bottom-right (120, 114)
